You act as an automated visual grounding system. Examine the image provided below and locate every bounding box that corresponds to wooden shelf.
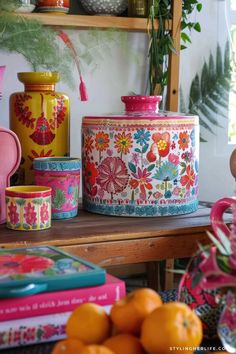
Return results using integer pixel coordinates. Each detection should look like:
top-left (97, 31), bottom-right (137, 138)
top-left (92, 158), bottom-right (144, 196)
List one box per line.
top-left (22, 13), bottom-right (171, 32)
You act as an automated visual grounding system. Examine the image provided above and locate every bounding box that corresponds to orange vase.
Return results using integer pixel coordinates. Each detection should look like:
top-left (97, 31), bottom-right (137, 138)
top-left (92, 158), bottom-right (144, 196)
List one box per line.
top-left (10, 72), bottom-right (70, 185)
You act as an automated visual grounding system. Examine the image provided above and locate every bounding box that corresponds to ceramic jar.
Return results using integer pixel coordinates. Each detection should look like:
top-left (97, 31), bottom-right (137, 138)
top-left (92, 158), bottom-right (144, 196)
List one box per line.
top-left (5, 186), bottom-right (51, 231)
top-left (36, 0), bottom-right (70, 13)
top-left (10, 72), bottom-right (70, 185)
top-left (128, 0), bottom-right (147, 17)
top-left (33, 157), bottom-right (81, 219)
top-left (82, 95), bottom-right (199, 217)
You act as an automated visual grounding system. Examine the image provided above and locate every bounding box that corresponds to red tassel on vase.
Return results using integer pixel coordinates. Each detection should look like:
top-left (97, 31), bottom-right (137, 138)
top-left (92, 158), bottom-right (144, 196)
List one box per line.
top-left (58, 31), bottom-right (88, 102)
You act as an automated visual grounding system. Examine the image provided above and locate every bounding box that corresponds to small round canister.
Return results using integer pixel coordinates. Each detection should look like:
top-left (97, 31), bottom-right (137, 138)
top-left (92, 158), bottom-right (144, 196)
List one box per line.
top-left (33, 157), bottom-right (80, 219)
top-left (82, 95), bottom-right (199, 217)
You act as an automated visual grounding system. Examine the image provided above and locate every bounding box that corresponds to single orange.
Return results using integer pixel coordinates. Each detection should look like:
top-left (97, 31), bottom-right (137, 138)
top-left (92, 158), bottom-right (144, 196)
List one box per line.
top-left (50, 338), bottom-right (84, 354)
top-left (80, 345), bottom-right (115, 354)
top-left (103, 333), bottom-right (144, 354)
top-left (66, 303), bottom-right (111, 344)
top-left (140, 301), bottom-right (203, 354)
top-left (110, 288), bottom-right (162, 335)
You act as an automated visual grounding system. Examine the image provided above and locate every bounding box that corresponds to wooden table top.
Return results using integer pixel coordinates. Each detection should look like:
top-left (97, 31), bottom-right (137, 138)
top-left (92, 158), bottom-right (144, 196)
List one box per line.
top-left (0, 203), bottom-right (232, 250)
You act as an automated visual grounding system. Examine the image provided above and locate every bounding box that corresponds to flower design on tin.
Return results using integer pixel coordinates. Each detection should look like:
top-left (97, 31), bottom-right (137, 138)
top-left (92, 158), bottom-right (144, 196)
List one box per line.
top-left (84, 135), bottom-right (94, 155)
top-left (129, 167), bottom-right (153, 198)
top-left (180, 165), bottom-right (195, 190)
top-left (97, 157), bottom-right (129, 197)
top-left (114, 131), bottom-right (133, 156)
top-left (85, 161), bottom-right (98, 185)
top-left (0, 254), bottom-right (54, 276)
top-left (8, 202), bottom-right (19, 225)
top-left (131, 152), bottom-right (140, 165)
top-left (178, 131), bottom-right (190, 151)
top-left (168, 153), bottom-right (179, 166)
top-left (24, 202), bottom-right (37, 225)
top-left (95, 131), bottom-right (110, 152)
top-left (134, 129), bottom-right (151, 146)
top-left (153, 161), bottom-right (178, 182)
top-left (40, 202), bottom-right (49, 224)
top-left (147, 132), bottom-right (170, 162)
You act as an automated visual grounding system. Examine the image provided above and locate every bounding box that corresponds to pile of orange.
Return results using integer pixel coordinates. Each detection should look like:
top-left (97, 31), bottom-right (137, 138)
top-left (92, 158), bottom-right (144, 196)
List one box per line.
top-left (51, 288), bottom-right (203, 354)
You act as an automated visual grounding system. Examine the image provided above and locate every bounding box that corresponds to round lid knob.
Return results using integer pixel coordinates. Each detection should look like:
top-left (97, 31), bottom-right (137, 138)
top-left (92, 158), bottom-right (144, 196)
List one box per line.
top-left (121, 95), bottom-right (162, 112)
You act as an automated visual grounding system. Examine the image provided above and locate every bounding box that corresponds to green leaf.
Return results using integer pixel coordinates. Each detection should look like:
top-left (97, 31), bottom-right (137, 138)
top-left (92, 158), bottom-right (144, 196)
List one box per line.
top-left (217, 255), bottom-right (232, 273)
top-left (181, 32), bottom-right (192, 44)
top-left (142, 144), bottom-right (148, 153)
top-left (216, 227), bottom-right (232, 255)
top-left (135, 148), bottom-right (141, 153)
top-left (196, 3), bottom-right (202, 12)
top-left (193, 22), bottom-right (201, 32)
top-left (128, 162), bottom-right (136, 173)
top-left (206, 231), bottom-right (229, 256)
top-left (52, 189), bottom-right (66, 210)
top-left (147, 164), bottom-right (155, 172)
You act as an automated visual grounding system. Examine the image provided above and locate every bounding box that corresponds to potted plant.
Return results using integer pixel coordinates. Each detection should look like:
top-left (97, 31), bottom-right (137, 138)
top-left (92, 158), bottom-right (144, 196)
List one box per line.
top-left (147, 0), bottom-right (202, 105)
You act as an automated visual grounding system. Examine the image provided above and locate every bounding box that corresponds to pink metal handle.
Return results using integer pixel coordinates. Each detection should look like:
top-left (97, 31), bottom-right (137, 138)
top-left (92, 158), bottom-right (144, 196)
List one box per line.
top-left (210, 197), bottom-right (234, 237)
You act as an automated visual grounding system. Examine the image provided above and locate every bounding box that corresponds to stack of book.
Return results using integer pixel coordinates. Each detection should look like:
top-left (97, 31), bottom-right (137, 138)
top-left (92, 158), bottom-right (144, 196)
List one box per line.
top-left (0, 246), bottom-right (126, 350)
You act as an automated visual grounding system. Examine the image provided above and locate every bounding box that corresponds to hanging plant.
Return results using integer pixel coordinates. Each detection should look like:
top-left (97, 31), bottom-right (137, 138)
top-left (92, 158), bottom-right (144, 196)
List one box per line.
top-left (0, 0), bottom-right (75, 89)
top-left (147, 0), bottom-right (202, 100)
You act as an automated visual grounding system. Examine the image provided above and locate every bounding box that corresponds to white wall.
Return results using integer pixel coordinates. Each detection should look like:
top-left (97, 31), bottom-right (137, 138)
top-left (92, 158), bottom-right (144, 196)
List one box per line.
top-left (1, 0), bottom-right (235, 202)
top-left (180, 0), bottom-right (236, 202)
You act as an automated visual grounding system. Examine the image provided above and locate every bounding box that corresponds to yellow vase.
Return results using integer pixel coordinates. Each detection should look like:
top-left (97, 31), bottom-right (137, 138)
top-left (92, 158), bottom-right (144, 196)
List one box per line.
top-left (10, 72), bottom-right (70, 185)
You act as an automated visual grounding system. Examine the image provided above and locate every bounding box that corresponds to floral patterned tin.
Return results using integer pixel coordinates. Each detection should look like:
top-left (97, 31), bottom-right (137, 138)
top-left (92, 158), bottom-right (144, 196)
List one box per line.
top-left (33, 157), bottom-right (81, 219)
top-left (82, 95), bottom-right (199, 217)
top-left (5, 186), bottom-right (51, 231)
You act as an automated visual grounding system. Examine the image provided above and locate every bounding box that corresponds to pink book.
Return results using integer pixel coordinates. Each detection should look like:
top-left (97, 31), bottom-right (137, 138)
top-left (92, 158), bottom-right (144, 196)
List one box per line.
top-left (0, 274), bottom-right (125, 322)
top-left (0, 305), bottom-right (112, 349)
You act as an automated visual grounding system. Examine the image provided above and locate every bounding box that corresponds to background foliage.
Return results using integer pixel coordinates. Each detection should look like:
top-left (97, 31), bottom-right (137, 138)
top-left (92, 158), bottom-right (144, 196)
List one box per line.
top-left (148, 0), bottom-right (202, 98)
top-left (180, 42), bottom-right (232, 142)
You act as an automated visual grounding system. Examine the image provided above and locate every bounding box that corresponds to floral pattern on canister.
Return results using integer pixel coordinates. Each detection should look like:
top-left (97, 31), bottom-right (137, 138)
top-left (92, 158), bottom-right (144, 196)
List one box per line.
top-left (82, 96), bottom-right (199, 217)
top-left (5, 186), bottom-right (51, 231)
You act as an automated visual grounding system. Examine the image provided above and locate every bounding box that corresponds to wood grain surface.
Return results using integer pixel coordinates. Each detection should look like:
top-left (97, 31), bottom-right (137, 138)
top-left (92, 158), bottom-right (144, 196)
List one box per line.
top-left (0, 205), bottom-right (231, 266)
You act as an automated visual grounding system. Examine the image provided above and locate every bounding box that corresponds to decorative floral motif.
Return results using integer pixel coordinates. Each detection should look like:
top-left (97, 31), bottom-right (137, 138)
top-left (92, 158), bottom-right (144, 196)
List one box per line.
top-left (24, 203), bottom-right (37, 225)
top-left (8, 202), bottom-right (19, 225)
top-left (84, 136), bottom-right (94, 154)
top-left (114, 131), bottom-right (133, 156)
top-left (40, 203), bottom-right (49, 223)
top-left (130, 167), bottom-right (153, 199)
top-left (97, 157), bottom-right (129, 196)
top-left (95, 132), bottom-right (110, 152)
top-left (180, 165), bottom-right (196, 190)
top-left (178, 131), bottom-right (190, 151)
top-left (0, 254), bottom-right (54, 276)
top-left (30, 114), bottom-right (55, 145)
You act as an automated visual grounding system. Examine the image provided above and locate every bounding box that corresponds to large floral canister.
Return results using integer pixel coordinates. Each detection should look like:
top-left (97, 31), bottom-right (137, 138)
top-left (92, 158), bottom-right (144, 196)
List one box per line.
top-left (10, 72), bottom-right (70, 185)
top-left (82, 96), bottom-right (199, 217)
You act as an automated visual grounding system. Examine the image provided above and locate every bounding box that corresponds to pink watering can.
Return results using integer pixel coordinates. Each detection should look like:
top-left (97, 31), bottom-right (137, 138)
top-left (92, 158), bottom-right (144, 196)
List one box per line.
top-left (0, 66), bottom-right (22, 224)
